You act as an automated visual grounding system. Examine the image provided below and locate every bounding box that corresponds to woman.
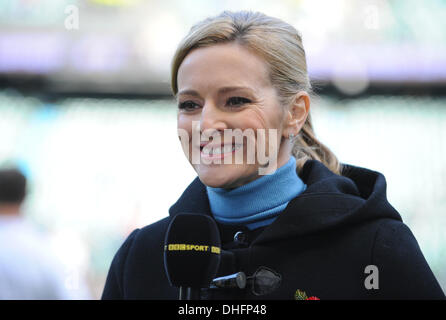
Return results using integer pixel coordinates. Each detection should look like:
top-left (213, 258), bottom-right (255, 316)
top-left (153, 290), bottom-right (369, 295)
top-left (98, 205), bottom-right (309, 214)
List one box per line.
top-left (102, 10), bottom-right (445, 300)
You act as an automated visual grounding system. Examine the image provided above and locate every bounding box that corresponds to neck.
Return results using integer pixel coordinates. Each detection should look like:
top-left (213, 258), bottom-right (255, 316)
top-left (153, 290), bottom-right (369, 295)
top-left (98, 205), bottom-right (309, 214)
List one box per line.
top-left (206, 156), bottom-right (307, 230)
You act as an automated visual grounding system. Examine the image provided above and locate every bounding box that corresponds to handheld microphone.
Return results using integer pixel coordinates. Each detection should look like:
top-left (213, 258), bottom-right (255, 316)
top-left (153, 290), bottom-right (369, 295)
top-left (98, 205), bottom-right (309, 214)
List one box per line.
top-left (164, 213), bottom-right (221, 300)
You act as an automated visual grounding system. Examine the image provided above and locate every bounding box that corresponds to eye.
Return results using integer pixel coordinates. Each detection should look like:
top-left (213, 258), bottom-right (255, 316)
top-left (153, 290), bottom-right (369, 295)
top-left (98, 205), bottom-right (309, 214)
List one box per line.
top-left (178, 101), bottom-right (200, 112)
top-left (226, 97), bottom-right (251, 107)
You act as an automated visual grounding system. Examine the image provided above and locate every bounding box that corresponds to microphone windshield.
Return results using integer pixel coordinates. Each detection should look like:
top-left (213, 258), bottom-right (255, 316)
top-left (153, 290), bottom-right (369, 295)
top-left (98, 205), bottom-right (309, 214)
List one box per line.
top-left (164, 213), bottom-right (221, 288)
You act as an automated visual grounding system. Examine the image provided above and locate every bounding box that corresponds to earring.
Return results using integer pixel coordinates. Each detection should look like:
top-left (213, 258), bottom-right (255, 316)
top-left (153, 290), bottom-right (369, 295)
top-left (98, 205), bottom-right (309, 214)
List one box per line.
top-left (289, 133), bottom-right (295, 140)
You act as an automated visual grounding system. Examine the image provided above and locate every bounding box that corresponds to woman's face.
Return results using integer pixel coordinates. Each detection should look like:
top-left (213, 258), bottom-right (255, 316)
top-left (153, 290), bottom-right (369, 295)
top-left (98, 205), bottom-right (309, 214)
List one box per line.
top-left (176, 42), bottom-right (300, 189)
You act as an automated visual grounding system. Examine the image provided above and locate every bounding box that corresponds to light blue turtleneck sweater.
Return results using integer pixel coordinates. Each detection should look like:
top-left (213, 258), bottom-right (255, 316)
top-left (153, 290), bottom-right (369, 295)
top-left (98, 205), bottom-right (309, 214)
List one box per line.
top-left (206, 156), bottom-right (307, 230)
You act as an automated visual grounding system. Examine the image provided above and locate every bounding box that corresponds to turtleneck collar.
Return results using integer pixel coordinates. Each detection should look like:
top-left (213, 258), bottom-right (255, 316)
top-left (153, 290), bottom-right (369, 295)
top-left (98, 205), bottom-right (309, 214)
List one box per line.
top-left (206, 156), bottom-right (307, 230)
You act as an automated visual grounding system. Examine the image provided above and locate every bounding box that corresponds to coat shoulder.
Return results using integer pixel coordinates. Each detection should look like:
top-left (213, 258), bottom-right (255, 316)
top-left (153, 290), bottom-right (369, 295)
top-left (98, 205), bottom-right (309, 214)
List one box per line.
top-left (371, 219), bottom-right (445, 299)
top-left (133, 216), bottom-right (171, 245)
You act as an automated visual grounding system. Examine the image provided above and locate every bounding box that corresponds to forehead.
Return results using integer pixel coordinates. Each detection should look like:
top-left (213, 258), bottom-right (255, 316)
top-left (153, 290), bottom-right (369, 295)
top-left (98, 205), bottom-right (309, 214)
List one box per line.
top-left (177, 42), bottom-right (272, 93)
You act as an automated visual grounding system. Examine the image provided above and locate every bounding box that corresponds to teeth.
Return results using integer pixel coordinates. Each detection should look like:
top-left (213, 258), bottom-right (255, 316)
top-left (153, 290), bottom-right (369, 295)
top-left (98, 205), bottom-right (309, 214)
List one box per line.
top-left (202, 144), bottom-right (241, 155)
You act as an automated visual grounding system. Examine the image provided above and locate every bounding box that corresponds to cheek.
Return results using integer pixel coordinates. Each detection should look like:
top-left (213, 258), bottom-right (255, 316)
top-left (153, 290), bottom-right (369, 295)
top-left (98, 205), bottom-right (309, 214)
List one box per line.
top-left (177, 114), bottom-right (200, 142)
top-left (177, 115), bottom-right (194, 159)
top-left (243, 100), bottom-right (282, 130)
top-left (239, 108), bottom-right (282, 142)
top-left (242, 108), bottom-right (284, 155)
top-left (237, 109), bottom-right (268, 132)
top-left (177, 114), bottom-right (191, 132)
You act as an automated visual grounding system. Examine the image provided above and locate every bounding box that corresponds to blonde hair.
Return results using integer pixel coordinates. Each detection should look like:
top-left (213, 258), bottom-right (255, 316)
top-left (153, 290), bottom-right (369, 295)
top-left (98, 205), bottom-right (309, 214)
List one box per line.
top-left (171, 10), bottom-right (343, 175)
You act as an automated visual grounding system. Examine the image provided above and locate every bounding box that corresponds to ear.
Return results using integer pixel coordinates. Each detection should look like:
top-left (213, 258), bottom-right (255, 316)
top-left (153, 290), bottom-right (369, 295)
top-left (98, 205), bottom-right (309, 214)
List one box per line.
top-left (283, 91), bottom-right (310, 138)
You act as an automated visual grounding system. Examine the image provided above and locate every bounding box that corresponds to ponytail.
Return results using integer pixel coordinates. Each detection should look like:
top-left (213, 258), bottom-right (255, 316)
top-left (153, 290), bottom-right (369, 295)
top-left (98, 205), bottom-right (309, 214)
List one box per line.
top-left (292, 112), bottom-right (343, 175)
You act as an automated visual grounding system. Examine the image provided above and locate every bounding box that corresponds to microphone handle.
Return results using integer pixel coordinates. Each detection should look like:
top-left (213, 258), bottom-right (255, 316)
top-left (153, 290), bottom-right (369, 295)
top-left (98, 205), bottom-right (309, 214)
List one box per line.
top-left (187, 287), bottom-right (201, 300)
top-left (179, 287), bottom-right (187, 300)
top-left (179, 287), bottom-right (201, 300)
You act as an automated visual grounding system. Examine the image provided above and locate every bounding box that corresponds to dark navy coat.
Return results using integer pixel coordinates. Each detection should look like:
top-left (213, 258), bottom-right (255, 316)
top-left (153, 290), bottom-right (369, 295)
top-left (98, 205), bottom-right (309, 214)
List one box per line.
top-left (102, 160), bottom-right (445, 300)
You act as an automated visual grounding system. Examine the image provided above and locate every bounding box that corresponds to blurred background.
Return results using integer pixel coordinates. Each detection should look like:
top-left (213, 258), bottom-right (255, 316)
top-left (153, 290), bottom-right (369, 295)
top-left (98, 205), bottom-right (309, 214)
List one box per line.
top-left (0, 0), bottom-right (445, 298)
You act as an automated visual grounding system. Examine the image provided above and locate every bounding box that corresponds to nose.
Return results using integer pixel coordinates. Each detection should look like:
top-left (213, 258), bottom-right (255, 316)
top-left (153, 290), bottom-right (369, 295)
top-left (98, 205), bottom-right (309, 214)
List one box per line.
top-left (199, 102), bottom-right (228, 135)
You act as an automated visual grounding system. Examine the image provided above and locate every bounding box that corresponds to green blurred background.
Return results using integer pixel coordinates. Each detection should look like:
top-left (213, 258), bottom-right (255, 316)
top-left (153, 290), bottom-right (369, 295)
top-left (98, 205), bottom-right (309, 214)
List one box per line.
top-left (0, 0), bottom-right (445, 298)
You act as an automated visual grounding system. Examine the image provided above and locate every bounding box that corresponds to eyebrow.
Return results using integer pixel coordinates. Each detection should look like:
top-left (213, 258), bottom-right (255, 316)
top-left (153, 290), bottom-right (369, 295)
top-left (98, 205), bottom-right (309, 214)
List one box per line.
top-left (177, 86), bottom-right (254, 98)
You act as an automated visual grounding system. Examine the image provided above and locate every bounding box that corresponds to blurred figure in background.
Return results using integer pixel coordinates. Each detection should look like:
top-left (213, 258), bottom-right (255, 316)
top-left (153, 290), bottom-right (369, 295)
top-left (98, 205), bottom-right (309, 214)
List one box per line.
top-left (0, 168), bottom-right (90, 299)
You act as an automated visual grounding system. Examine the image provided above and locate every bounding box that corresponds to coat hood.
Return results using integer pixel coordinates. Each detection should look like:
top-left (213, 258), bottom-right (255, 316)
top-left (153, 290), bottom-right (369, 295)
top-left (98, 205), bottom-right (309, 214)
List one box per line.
top-left (168, 159), bottom-right (403, 245)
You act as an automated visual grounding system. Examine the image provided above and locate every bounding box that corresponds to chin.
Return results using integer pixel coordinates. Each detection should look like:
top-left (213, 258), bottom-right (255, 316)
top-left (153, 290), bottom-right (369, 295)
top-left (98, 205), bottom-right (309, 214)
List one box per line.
top-left (195, 163), bottom-right (256, 189)
top-left (198, 171), bottom-right (234, 189)
top-left (199, 178), bottom-right (228, 188)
